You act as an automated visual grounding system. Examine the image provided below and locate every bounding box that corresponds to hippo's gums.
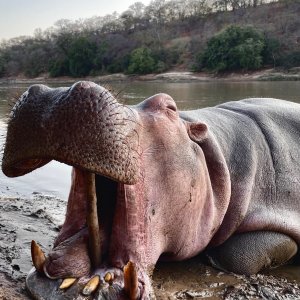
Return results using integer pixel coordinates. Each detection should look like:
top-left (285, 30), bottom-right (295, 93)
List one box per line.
top-left (2, 81), bottom-right (300, 299)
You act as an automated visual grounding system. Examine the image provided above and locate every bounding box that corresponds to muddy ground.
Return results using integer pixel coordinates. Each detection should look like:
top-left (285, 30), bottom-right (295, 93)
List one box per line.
top-left (1, 195), bottom-right (300, 300)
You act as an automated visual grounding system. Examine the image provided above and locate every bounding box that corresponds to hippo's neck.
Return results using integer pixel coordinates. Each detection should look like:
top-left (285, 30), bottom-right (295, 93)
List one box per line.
top-left (197, 132), bottom-right (232, 248)
top-left (162, 129), bottom-right (232, 260)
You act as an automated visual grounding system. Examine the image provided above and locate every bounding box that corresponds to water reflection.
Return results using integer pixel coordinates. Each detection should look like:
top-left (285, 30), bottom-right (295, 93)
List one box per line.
top-left (113, 81), bottom-right (300, 108)
top-left (0, 80), bottom-right (299, 199)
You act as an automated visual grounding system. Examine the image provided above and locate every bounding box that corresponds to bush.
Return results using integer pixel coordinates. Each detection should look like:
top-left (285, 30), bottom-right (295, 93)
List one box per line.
top-left (67, 37), bottom-right (97, 77)
top-left (152, 47), bottom-right (180, 67)
top-left (49, 59), bottom-right (69, 77)
top-left (279, 51), bottom-right (300, 69)
top-left (106, 55), bottom-right (130, 73)
top-left (127, 47), bottom-right (156, 74)
top-left (199, 25), bottom-right (266, 72)
top-left (262, 36), bottom-right (280, 67)
top-left (155, 61), bottom-right (167, 73)
top-left (0, 55), bottom-right (6, 77)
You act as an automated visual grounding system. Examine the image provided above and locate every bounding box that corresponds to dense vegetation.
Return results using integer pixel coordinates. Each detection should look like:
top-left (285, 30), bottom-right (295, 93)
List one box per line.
top-left (0, 0), bottom-right (299, 77)
top-left (198, 26), bottom-right (273, 71)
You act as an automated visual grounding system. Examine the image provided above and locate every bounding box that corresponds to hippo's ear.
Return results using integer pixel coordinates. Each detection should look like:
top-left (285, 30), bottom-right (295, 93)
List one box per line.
top-left (185, 122), bottom-right (208, 143)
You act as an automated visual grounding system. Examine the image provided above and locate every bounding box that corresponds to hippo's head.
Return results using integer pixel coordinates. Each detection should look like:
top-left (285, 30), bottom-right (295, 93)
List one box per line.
top-left (2, 81), bottom-right (228, 299)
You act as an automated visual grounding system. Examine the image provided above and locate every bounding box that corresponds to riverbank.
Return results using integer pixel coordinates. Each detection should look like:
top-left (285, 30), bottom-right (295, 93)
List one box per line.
top-left (1, 195), bottom-right (300, 299)
top-left (1, 69), bottom-right (300, 85)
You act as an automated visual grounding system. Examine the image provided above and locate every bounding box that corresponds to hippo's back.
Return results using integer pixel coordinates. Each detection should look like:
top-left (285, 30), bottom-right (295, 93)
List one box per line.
top-left (180, 98), bottom-right (300, 245)
top-left (216, 98), bottom-right (300, 195)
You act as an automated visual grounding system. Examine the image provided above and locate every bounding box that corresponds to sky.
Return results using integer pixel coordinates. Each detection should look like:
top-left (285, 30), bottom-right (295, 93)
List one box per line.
top-left (0, 0), bottom-right (150, 40)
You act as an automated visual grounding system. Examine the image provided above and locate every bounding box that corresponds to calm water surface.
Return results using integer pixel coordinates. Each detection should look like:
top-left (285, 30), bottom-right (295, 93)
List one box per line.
top-left (0, 80), bottom-right (300, 199)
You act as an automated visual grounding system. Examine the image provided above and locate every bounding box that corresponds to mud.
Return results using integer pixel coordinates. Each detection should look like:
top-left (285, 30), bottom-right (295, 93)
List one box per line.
top-left (1, 195), bottom-right (300, 299)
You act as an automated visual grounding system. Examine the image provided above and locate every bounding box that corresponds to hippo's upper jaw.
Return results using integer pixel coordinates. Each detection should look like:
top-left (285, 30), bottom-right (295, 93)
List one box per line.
top-left (2, 81), bottom-right (140, 184)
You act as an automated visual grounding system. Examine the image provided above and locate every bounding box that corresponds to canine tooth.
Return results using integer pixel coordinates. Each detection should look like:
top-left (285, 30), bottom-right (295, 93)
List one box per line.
top-left (124, 261), bottom-right (139, 300)
top-left (31, 240), bottom-right (46, 274)
top-left (59, 278), bottom-right (76, 289)
top-left (82, 275), bottom-right (100, 296)
top-left (85, 172), bottom-right (101, 268)
top-left (104, 272), bottom-right (114, 284)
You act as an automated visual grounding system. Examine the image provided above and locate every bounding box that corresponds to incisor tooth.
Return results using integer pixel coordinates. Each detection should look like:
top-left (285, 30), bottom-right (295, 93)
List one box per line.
top-left (82, 275), bottom-right (100, 296)
top-left (104, 272), bottom-right (114, 284)
top-left (124, 261), bottom-right (139, 300)
top-left (59, 278), bottom-right (76, 289)
top-left (31, 240), bottom-right (46, 274)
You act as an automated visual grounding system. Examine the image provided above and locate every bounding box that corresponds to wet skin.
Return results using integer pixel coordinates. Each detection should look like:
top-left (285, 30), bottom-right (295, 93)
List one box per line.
top-left (2, 81), bottom-right (300, 299)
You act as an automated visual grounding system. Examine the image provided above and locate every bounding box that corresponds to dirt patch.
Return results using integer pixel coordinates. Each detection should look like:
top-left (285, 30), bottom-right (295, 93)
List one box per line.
top-left (1, 195), bottom-right (300, 299)
top-left (153, 260), bottom-right (300, 299)
top-left (0, 273), bottom-right (30, 300)
top-left (0, 195), bottom-right (65, 299)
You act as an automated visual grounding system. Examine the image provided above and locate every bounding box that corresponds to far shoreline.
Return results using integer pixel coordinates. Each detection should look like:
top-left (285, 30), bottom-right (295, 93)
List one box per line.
top-left (1, 68), bottom-right (300, 85)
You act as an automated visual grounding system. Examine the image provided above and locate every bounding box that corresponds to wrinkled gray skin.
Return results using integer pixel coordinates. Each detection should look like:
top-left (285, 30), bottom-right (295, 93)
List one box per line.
top-left (2, 81), bottom-right (300, 299)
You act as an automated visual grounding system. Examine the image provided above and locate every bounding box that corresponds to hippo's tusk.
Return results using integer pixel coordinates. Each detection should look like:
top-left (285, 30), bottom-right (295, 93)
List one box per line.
top-left (85, 172), bottom-right (101, 268)
top-left (59, 278), bottom-right (76, 289)
top-left (82, 275), bottom-right (100, 296)
top-left (31, 240), bottom-right (46, 274)
top-left (124, 261), bottom-right (139, 300)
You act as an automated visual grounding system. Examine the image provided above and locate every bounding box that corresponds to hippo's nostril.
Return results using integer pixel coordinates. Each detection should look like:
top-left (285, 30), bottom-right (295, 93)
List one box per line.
top-left (27, 84), bottom-right (49, 97)
top-left (166, 104), bottom-right (177, 112)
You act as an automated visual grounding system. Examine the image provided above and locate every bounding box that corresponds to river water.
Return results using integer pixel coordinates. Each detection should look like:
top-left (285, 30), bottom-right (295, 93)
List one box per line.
top-left (0, 80), bottom-right (300, 199)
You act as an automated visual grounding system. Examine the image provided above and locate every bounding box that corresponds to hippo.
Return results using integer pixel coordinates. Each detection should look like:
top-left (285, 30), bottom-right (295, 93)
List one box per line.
top-left (2, 81), bottom-right (300, 300)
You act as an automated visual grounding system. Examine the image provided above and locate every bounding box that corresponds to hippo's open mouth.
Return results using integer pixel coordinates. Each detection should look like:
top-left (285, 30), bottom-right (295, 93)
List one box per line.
top-left (29, 165), bottom-right (143, 299)
top-left (2, 82), bottom-right (149, 299)
top-left (44, 169), bottom-right (118, 279)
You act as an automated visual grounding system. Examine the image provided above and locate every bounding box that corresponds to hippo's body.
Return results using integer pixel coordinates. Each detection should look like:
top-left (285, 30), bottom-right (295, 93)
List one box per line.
top-left (2, 82), bottom-right (300, 299)
top-left (181, 98), bottom-right (300, 247)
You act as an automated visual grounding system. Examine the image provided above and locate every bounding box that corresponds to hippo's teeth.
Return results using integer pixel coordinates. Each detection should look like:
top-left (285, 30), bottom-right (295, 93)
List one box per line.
top-left (59, 278), bottom-right (76, 289)
top-left (85, 172), bottom-right (101, 268)
top-left (124, 261), bottom-right (139, 300)
top-left (82, 275), bottom-right (100, 296)
top-left (31, 240), bottom-right (46, 274)
top-left (104, 272), bottom-right (114, 284)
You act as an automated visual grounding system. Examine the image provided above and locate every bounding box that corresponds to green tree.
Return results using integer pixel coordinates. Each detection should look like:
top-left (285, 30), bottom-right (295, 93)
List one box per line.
top-left (279, 51), bottom-right (300, 69)
top-left (199, 25), bottom-right (266, 72)
top-left (93, 41), bottom-right (109, 73)
top-left (67, 36), bottom-right (97, 77)
top-left (262, 36), bottom-right (280, 68)
top-left (127, 47), bottom-right (156, 74)
top-left (0, 51), bottom-right (6, 77)
top-left (49, 59), bottom-right (69, 77)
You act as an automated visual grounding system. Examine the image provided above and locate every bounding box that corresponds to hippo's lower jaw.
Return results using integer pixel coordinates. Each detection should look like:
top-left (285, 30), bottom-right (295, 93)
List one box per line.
top-left (26, 265), bottom-right (146, 300)
top-left (26, 167), bottom-right (153, 300)
top-left (26, 265), bottom-right (150, 300)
